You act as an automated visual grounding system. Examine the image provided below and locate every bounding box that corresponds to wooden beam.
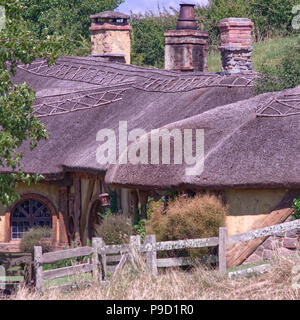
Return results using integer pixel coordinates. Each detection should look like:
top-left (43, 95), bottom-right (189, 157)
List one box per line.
top-left (226, 208), bottom-right (294, 267)
top-left (218, 227), bottom-right (227, 276)
top-left (34, 246), bottom-right (43, 292)
top-left (74, 177), bottom-right (82, 247)
top-left (58, 187), bottom-right (69, 244)
top-left (145, 235), bottom-right (158, 277)
top-left (41, 246), bottom-right (93, 264)
top-left (138, 190), bottom-right (148, 219)
top-left (42, 263), bottom-right (93, 281)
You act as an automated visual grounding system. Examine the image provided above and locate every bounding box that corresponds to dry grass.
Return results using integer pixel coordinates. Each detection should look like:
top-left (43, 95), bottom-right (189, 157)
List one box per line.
top-left (5, 250), bottom-right (300, 300)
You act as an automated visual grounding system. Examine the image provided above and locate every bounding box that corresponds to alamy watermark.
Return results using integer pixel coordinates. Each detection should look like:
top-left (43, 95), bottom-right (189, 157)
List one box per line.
top-left (96, 121), bottom-right (204, 176)
top-left (0, 6), bottom-right (5, 31)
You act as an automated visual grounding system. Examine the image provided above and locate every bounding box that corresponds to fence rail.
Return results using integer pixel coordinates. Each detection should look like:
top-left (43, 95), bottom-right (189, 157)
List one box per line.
top-left (34, 219), bottom-right (300, 291)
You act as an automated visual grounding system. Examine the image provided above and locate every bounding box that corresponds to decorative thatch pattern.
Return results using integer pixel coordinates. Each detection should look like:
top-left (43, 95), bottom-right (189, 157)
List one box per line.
top-left (33, 88), bottom-right (127, 118)
top-left (134, 74), bottom-right (258, 93)
top-left (256, 93), bottom-right (300, 117)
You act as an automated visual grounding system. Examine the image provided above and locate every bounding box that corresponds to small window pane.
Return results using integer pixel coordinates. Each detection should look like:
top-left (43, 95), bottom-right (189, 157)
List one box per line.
top-left (11, 199), bottom-right (52, 240)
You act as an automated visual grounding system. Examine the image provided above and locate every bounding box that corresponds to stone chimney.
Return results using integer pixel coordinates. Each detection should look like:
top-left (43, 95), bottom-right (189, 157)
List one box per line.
top-left (89, 11), bottom-right (132, 64)
top-left (218, 18), bottom-right (254, 74)
top-left (164, 4), bottom-right (209, 72)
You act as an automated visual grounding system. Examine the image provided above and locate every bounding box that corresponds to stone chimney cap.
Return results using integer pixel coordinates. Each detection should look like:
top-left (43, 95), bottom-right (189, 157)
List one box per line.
top-left (90, 11), bottom-right (130, 20)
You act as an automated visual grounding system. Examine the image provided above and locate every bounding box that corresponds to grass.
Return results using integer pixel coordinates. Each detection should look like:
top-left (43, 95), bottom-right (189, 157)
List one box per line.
top-left (44, 273), bottom-right (92, 289)
top-left (227, 260), bottom-right (270, 273)
top-left (207, 36), bottom-right (299, 73)
top-left (5, 250), bottom-right (300, 300)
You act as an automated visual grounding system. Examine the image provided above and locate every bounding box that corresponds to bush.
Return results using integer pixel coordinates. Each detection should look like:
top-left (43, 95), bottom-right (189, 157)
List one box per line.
top-left (131, 8), bottom-right (177, 68)
top-left (94, 214), bottom-right (134, 245)
top-left (146, 194), bottom-right (227, 257)
top-left (255, 39), bottom-right (300, 94)
top-left (20, 227), bottom-right (53, 254)
top-left (292, 197), bottom-right (300, 220)
top-left (196, 0), bottom-right (299, 48)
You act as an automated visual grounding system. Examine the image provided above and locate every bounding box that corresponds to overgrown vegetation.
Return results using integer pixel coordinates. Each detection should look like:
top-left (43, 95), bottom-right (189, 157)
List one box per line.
top-left (146, 194), bottom-right (227, 257)
top-left (293, 197), bottom-right (300, 220)
top-left (130, 8), bottom-right (176, 68)
top-left (196, 0), bottom-right (299, 48)
top-left (7, 252), bottom-right (300, 300)
top-left (0, 0), bottom-right (61, 206)
top-left (19, 0), bottom-right (124, 56)
top-left (255, 38), bottom-right (300, 94)
top-left (20, 227), bottom-right (53, 254)
top-left (94, 214), bottom-right (134, 245)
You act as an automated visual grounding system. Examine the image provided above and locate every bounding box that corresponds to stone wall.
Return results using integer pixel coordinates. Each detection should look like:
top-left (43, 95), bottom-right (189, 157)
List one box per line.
top-left (243, 217), bottom-right (300, 265)
top-left (218, 18), bottom-right (254, 74)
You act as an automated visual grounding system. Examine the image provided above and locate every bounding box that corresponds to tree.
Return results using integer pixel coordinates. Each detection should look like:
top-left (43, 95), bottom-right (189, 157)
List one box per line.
top-left (19, 0), bottom-right (125, 56)
top-left (0, 0), bottom-right (61, 206)
top-left (131, 7), bottom-right (177, 68)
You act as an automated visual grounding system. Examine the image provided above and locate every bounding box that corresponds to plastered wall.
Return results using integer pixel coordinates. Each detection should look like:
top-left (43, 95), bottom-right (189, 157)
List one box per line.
top-left (91, 30), bottom-right (131, 64)
top-left (225, 189), bottom-right (286, 235)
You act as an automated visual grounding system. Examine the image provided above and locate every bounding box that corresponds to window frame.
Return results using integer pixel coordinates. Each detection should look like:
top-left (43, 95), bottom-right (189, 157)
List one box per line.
top-left (4, 193), bottom-right (58, 243)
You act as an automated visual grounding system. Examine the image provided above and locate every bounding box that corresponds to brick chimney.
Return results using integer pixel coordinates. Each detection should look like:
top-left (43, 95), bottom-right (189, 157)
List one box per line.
top-left (89, 11), bottom-right (132, 64)
top-left (218, 18), bottom-right (254, 74)
top-left (164, 4), bottom-right (209, 72)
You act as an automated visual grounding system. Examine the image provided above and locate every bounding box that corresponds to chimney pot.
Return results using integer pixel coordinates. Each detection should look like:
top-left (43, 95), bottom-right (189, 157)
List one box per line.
top-left (177, 4), bottom-right (198, 30)
top-left (164, 3), bottom-right (209, 72)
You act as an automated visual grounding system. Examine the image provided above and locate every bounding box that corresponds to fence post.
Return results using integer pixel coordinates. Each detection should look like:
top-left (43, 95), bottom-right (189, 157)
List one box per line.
top-left (92, 238), bottom-right (101, 283)
top-left (129, 235), bottom-right (141, 265)
top-left (145, 234), bottom-right (158, 277)
top-left (98, 238), bottom-right (106, 281)
top-left (218, 227), bottom-right (227, 276)
top-left (34, 246), bottom-right (43, 292)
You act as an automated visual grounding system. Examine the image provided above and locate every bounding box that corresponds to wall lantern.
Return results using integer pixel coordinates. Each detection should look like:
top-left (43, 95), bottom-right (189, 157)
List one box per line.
top-left (99, 193), bottom-right (110, 207)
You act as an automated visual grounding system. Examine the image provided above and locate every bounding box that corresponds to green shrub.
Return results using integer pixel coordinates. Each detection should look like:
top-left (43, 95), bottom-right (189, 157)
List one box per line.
top-left (292, 197), bottom-right (300, 220)
top-left (94, 214), bottom-right (134, 245)
top-left (146, 194), bottom-right (227, 258)
top-left (20, 227), bottom-right (53, 254)
top-left (131, 8), bottom-right (177, 68)
top-left (255, 39), bottom-right (300, 94)
top-left (196, 0), bottom-right (299, 48)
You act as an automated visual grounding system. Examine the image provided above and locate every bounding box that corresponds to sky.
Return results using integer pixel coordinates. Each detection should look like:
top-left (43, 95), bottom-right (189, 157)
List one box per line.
top-left (118, 0), bottom-right (209, 15)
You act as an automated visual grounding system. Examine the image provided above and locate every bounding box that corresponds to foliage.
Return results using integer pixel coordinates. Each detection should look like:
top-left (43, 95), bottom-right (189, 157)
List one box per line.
top-left (196, 0), bottom-right (299, 49)
top-left (130, 7), bottom-right (177, 68)
top-left (94, 214), bottom-right (134, 245)
top-left (255, 38), bottom-right (300, 94)
top-left (0, 0), bottom-right (62, 206)
top-left (19, 0), bottom-right (124, 56)
top-left (248, 0), bottom-right (299, 41)
top-left (20, 227), bottom-right (53, 254)
top-left (292, 197), bottom-right (300, 220)
top-left (196, 0), bottom-right (250, 49)
top-left (133, 219), bottom-right (147, 241)
top-left (146, 194), bottom-right (227, 257)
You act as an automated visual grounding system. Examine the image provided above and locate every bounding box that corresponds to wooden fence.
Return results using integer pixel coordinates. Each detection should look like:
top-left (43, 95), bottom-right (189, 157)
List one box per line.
top-left (0, 253), bottom-right (32, 288)
top-left (34, 219), bottom-right (300, 292)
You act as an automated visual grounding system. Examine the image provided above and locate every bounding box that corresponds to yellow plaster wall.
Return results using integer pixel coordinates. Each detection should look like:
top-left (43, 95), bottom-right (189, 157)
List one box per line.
top-left (91, 30), bottom-right (131, 64)
top-left (225, 189), bottom-right (287, 236)
top-left (0, 183), bottom-right (60, 242)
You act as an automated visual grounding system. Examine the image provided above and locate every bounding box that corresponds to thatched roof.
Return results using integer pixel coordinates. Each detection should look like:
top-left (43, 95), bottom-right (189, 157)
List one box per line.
top-left (106, 85), bottom-right (300, 190)
top-left (4, 56), bottom-right (274, 188)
